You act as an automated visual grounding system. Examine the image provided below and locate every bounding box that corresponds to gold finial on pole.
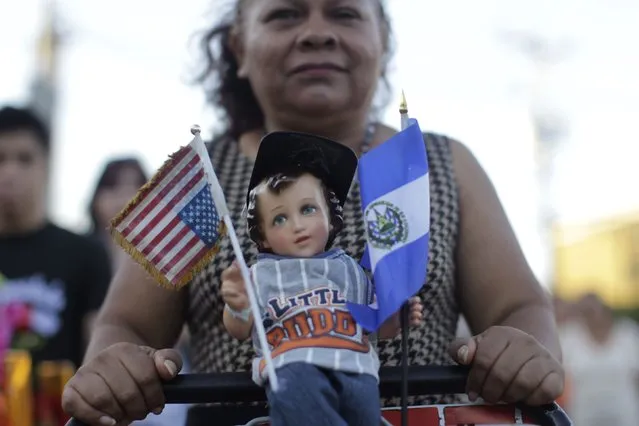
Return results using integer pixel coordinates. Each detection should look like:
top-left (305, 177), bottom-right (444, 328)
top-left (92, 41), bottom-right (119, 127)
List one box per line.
top-left (399, 90), bottom-right (409, 130)
top-left (399, 90), bottom-right (408, 114)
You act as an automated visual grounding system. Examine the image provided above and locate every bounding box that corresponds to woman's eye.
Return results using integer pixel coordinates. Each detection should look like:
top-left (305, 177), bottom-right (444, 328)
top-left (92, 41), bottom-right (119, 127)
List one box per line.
top-left (331, 7), bottom-right (360, 20)
top-left (266, 8), bottom-right (301, 22)
top-left (273, 215), bottom-right (287, 226)
top-left (301, 205), bottom-right (317, 215)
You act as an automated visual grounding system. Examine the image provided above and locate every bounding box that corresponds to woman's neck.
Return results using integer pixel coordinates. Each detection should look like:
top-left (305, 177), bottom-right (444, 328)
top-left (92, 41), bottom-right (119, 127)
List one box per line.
top-left (239, 116), bottom-right (397, 161)
top-left (264, 116), bottom-right (371, 152)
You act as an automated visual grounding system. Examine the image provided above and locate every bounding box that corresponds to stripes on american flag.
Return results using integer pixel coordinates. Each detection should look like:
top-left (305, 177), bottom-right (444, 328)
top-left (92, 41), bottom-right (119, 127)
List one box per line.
top-left (110, 142), bottom-right (226, 289)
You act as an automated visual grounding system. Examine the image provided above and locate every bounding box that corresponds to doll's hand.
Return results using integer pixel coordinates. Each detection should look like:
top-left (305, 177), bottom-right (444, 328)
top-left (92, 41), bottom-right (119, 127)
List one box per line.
top-left (408, 296), bottom-right (423, 326)
top-left (449, 326), bottom-right (564, 405)
top-left (377, 296), bottom-right (424, 339)
top-left (220, 261), bottom-right (249, 312)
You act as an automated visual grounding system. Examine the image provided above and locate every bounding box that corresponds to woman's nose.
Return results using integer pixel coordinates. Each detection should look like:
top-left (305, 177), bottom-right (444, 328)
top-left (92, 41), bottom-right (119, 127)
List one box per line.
top-left (296, 15), bottom-right (337, 50)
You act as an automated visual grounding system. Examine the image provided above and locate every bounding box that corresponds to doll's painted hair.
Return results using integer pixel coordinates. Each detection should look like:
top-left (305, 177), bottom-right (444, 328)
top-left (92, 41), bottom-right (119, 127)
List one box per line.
top-left (245, 171), bottom-right (344, 251)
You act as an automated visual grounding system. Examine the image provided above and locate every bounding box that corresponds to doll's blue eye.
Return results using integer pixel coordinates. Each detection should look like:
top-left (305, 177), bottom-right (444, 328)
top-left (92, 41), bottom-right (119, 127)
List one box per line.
top-left (273, 214), bottom-right (287, 226)
top-left (301, 205), bottom-right (317, 215)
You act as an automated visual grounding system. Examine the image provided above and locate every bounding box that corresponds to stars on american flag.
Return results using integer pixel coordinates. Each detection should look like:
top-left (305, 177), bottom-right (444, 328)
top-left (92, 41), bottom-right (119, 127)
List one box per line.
top-left (178, 186), bottom-right (221, 247)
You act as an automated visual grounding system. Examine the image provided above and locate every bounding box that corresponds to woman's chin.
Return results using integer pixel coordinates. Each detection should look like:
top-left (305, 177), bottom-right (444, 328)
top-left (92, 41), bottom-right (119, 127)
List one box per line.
top-left (289, 90), bottom-right (350, 115)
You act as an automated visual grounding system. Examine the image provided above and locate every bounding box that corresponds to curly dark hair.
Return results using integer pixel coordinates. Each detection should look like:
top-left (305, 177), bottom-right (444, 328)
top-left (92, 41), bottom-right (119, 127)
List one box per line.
top-left (192, 0), bottom-right (395, 141)
top-left (245, 171), bottom-right (344, 252)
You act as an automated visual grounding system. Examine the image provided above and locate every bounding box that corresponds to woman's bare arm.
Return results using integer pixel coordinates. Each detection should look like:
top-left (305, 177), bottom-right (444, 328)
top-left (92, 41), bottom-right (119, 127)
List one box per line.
top-left (84, 256), bottom-right (187, 362)
top-left (450, 140), bottom-right (561, 360)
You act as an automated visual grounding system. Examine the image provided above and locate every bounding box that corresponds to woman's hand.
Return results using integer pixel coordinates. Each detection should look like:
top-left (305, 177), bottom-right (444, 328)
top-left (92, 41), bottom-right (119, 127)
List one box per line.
top-left (449, 325), bottom-right (564, 406)
top-left (61, 342), bottom-right (183, 426)
top-left (220, 260), bottom-right (249, 311)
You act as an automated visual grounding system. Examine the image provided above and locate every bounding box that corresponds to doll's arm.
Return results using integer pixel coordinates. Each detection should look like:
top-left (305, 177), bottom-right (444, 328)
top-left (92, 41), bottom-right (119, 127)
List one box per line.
top-left (223, 306), bottom-right (254, 341)
top-left (356, 264), bottom-right (399, 339)
top-left (378, 314), bottom-right (401, 339)
top-left (221, 261), bottom-right (255, 341)
top-left (352, 258), bottom-right (406, 339)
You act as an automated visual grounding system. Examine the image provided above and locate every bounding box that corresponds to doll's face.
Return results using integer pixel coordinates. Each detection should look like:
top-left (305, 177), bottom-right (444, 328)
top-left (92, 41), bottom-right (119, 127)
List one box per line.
top-left (258, 173), bottom-right (331, 257)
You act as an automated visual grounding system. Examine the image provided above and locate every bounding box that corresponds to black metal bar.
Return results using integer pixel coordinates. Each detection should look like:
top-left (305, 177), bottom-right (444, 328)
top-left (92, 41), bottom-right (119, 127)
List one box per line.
top-left (161, 365), bottom-right (469, 404)
top-left (399, 303), bottom-right (409, 426)
top-left (64, 366), bottom-right (573, 426)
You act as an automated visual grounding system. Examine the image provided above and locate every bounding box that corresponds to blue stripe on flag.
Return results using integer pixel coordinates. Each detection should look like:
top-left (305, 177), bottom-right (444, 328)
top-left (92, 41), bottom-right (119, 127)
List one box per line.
top-left (358, 119), bottom-right (428, 204)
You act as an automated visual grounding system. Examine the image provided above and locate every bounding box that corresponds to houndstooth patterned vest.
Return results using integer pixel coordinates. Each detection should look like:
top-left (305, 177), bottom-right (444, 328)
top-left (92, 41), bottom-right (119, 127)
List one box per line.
top-left (187, 130), bottom-right (460, 406)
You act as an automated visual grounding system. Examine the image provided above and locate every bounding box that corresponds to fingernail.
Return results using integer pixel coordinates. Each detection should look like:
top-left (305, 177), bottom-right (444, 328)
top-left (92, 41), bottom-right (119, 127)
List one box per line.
top-left (99, 416), bottom-right (116, 426)
top-left (152, 406), bottom-right (164, 415)
top-left (468, 391), bottom-right (478, 402)
top-left (164, 359), bottom-right (177, 376)
top-left (457, 345), bottom-right (469, 364)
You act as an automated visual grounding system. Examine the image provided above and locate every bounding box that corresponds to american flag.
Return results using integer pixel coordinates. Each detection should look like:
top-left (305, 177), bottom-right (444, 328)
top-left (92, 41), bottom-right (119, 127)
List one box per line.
top-left (110, 136), bottom-right (226, 289)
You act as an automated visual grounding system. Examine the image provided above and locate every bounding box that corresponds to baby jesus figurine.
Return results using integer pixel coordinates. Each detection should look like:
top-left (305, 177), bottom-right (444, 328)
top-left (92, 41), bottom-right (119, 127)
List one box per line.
top-left (221, 131), bottom-right (423, 426)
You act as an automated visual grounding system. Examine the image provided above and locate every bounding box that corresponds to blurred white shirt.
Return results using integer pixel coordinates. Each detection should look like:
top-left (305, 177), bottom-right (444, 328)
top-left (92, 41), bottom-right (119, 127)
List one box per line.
top-left (560, 318), bottom-right (639, 426)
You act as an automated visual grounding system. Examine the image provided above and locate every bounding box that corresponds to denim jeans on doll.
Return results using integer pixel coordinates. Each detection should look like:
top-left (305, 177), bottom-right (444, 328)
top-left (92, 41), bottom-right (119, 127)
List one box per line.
top-left (266, 362), bottom-right (380, 426)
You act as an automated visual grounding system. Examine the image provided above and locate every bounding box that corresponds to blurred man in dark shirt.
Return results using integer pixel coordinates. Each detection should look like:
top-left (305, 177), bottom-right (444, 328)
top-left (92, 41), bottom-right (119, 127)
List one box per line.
top-left (0, 106), bottom-right (111, 369)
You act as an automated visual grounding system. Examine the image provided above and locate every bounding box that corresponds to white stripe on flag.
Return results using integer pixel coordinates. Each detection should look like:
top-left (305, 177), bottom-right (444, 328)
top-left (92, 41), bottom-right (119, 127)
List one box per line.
top-left (147, 221), bottom-right (189, 262)
top-left (165, 237), bottom-right (207, 282)
top-left (156, 230), bottom-right (196, 272)
top-left (117, 149), bottom-right (198, 232)
top-left (367, 172), bottom-right (430, 272)
top-left (135, 212), bottom-right (182, 254)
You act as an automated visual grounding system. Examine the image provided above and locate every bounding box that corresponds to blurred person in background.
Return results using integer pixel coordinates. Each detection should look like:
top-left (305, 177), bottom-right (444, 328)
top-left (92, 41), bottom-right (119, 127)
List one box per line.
top-left (88, 157), bottom-right (149, 271)
top-left (0, 106), bottom-right (111, 368)
top-left (560, 292), bottom-right (639, 426)
top-left (86, 157), bottom-right (191, 426)
top-left (62, 1), bottom-right (564, 424)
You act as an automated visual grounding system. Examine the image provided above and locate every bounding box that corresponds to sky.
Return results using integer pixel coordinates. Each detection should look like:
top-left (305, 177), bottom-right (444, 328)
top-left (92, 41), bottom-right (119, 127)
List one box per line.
top-left (1, 0), bottom-right (638, 286)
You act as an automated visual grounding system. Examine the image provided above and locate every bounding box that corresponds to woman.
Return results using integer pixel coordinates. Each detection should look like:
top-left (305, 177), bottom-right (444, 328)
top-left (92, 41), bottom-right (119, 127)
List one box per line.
top-left (62, 1), bottom-right (564, 425)
top-left (88, 158), bottom-right (149, 271)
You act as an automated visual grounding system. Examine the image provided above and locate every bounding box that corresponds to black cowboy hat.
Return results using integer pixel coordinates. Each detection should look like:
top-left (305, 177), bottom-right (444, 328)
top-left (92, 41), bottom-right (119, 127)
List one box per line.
top-left (247, 132), bottom-right (358, 207)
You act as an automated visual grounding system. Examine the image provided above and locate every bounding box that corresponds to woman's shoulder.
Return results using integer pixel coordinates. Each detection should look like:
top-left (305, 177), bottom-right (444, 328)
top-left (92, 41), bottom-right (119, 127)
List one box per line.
top-left (420, 130), bottom-right (487, 192)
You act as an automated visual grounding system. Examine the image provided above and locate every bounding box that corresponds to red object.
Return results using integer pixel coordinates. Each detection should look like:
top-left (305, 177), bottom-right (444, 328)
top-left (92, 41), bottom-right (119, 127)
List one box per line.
top-left (35, 391), bottom-right (57, 426)
top-left (230, 404), bottom-right (549, 425)
top-left (383, 406), bottom-right (441, 425)
top-left (9, 304), bottom-right (30, 331)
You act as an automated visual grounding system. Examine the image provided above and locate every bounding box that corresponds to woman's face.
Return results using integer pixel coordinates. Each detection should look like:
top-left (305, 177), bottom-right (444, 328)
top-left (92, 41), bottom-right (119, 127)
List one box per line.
top-left (233, 0), bottom-right (386, 121)
top-left (94, 167), bottom-right (143, 228)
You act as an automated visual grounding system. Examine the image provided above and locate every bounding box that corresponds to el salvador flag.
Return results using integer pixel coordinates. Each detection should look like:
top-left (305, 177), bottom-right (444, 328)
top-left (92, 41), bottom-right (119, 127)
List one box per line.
top-left (347, 118), bottom-right (430, 332)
